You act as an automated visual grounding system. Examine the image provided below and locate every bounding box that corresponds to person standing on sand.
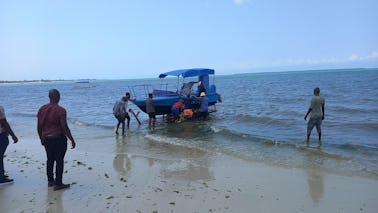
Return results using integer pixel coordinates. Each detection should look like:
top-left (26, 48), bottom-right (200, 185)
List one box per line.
top-left (37, 89), bottom-right (76, 191)
top-left (146, 93), bottom-right (156, 127)
top-left (0, 105), bottom-right (18, 185)
top-left (304, 87), bottom-right (325, 144)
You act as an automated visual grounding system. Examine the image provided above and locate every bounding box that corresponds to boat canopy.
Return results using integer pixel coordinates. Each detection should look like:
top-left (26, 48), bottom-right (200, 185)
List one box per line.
top-left (159, 68), bottom-right (214, 79)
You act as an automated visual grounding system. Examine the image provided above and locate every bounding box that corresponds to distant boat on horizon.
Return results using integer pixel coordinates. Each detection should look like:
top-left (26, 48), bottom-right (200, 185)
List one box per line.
top-left (75, 79), bottom-right (91, 83)
top-left (73, 79), bottom-right (96, 88)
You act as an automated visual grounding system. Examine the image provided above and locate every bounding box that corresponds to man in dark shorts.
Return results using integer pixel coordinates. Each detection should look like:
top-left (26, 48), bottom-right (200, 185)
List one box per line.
top-left (146, 93), bottom-right (156, 127)
top-left (0, 105), bottom-right (18, 185)
top-left (37, 89), bottom-right (76, 190)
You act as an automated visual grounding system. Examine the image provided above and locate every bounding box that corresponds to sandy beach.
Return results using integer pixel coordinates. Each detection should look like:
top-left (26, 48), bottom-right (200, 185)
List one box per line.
top-left (0, 123), bottom-right (377, 213)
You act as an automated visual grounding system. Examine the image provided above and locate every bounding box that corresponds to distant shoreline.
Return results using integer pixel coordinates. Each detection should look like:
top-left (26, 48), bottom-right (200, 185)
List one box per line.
top-left (0, 79), bottom-right (69, 84)
top-left (1, 67), bottom-right (376, 83)
top-left (0, 79), bottom-right (96, 84)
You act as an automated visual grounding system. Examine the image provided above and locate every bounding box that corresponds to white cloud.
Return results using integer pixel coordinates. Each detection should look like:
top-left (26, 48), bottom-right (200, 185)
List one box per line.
top-left (362, 51), bottom-right (378, 60)
top-left (220, 51), bottom-right (378, 71)
top-left (348, 51), bottom-right (378, 62)
top-left (348, 54), bottom-right (360, 61)
top-left (277, 52), bottom-right (378, 67)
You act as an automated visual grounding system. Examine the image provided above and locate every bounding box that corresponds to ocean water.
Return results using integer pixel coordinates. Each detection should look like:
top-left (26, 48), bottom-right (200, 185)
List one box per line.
top-left (1, 68), bottom-right (377, 178)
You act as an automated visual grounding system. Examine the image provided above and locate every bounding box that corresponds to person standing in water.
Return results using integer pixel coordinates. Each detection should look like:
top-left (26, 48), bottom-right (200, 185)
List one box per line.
top-left (304, 87), bottom-right (325, 145)
top-left (146, 93), bottom-right (156, 127)
top-left (198, 92), bottom-right (209, 120)
top-left (113, 93), bottom-right (131, 135)
top-left (124, 92), bottom-right (131, 128)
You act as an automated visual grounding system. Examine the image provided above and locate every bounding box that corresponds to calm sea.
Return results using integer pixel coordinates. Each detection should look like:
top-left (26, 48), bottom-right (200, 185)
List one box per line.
top-left (1, 68), bottom-right (377, 178)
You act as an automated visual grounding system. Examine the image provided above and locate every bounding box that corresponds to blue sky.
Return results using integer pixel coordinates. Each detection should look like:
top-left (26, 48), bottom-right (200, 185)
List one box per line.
top-left (1, 0), bottom-right (377, 80)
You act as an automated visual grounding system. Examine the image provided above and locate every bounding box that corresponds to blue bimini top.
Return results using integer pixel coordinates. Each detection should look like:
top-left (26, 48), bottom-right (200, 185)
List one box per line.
top-left (159, 68), bottom-right (214, 78)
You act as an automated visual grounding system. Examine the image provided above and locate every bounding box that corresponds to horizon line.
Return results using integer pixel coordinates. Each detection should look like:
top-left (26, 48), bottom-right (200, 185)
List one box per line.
top-left (1, 67), bottom-right (377, 83)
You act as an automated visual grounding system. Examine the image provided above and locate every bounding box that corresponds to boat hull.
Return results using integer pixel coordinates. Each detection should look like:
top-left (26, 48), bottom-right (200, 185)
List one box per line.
top-left (132, 93), bottom-right (218, 115)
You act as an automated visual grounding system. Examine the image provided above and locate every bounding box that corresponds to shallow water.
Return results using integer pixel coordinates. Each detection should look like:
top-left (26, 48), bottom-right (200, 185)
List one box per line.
top-left (1, 68), bottom-right (377, 178)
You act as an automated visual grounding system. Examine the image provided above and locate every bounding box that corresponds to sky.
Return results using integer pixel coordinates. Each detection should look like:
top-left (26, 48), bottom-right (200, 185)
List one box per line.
top-left (1, 0), bottom-right (377, 80)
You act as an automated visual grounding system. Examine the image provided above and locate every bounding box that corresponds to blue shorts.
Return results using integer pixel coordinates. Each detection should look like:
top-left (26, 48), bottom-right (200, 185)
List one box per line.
top-left (307, 117), bottom-right (322, 134)
top-left (171, 107), bottom-right (180, 118)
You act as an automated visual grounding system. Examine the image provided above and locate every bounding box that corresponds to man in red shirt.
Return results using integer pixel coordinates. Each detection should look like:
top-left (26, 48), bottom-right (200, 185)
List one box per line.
top-left (171, 100), bottom-right (184, 121)
top-left (37, 89), bottom-right (76, 191)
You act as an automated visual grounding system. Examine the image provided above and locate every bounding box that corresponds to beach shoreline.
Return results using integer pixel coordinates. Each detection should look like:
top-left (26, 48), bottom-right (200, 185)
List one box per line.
top-left (1, 125), bottom-right (377, 213)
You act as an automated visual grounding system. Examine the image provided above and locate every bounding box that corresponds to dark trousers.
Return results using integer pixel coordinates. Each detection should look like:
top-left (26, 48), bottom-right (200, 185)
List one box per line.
top-left (0, 132), bottom-right (9, 180)
top-left (44, 135), bottom-right (67, 185)
top-left (199, 111), bottom-right (208, 120)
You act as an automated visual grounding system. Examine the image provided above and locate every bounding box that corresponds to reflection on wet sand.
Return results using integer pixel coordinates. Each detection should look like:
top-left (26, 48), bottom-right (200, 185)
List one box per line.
top-left (145, 140), bottom-right (214, 182)
top-left (306, 169), bottom-right (324, 205)
top-left (162, 163), bottom-right (212, 182)
top-left (45, 188), bottom-right (64, 213)
top-left (182, 122), bottom-right (194, 138)
top-left (305, 149), bottom-right (324, 205)
top-left (113, 153), bottom-right (131, 176)
top-left (113, 123), bottom-right (215, 183)
top-left (113, 136), bottom-right (131, 177)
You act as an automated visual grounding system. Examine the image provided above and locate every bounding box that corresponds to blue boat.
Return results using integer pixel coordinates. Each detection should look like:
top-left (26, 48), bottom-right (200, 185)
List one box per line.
top-left (129, 68), bottom-right (221, 115)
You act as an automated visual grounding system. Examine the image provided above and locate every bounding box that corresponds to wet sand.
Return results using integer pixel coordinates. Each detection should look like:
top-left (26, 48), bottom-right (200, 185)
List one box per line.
top-left (1, 128), bottom-right (378, 213)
